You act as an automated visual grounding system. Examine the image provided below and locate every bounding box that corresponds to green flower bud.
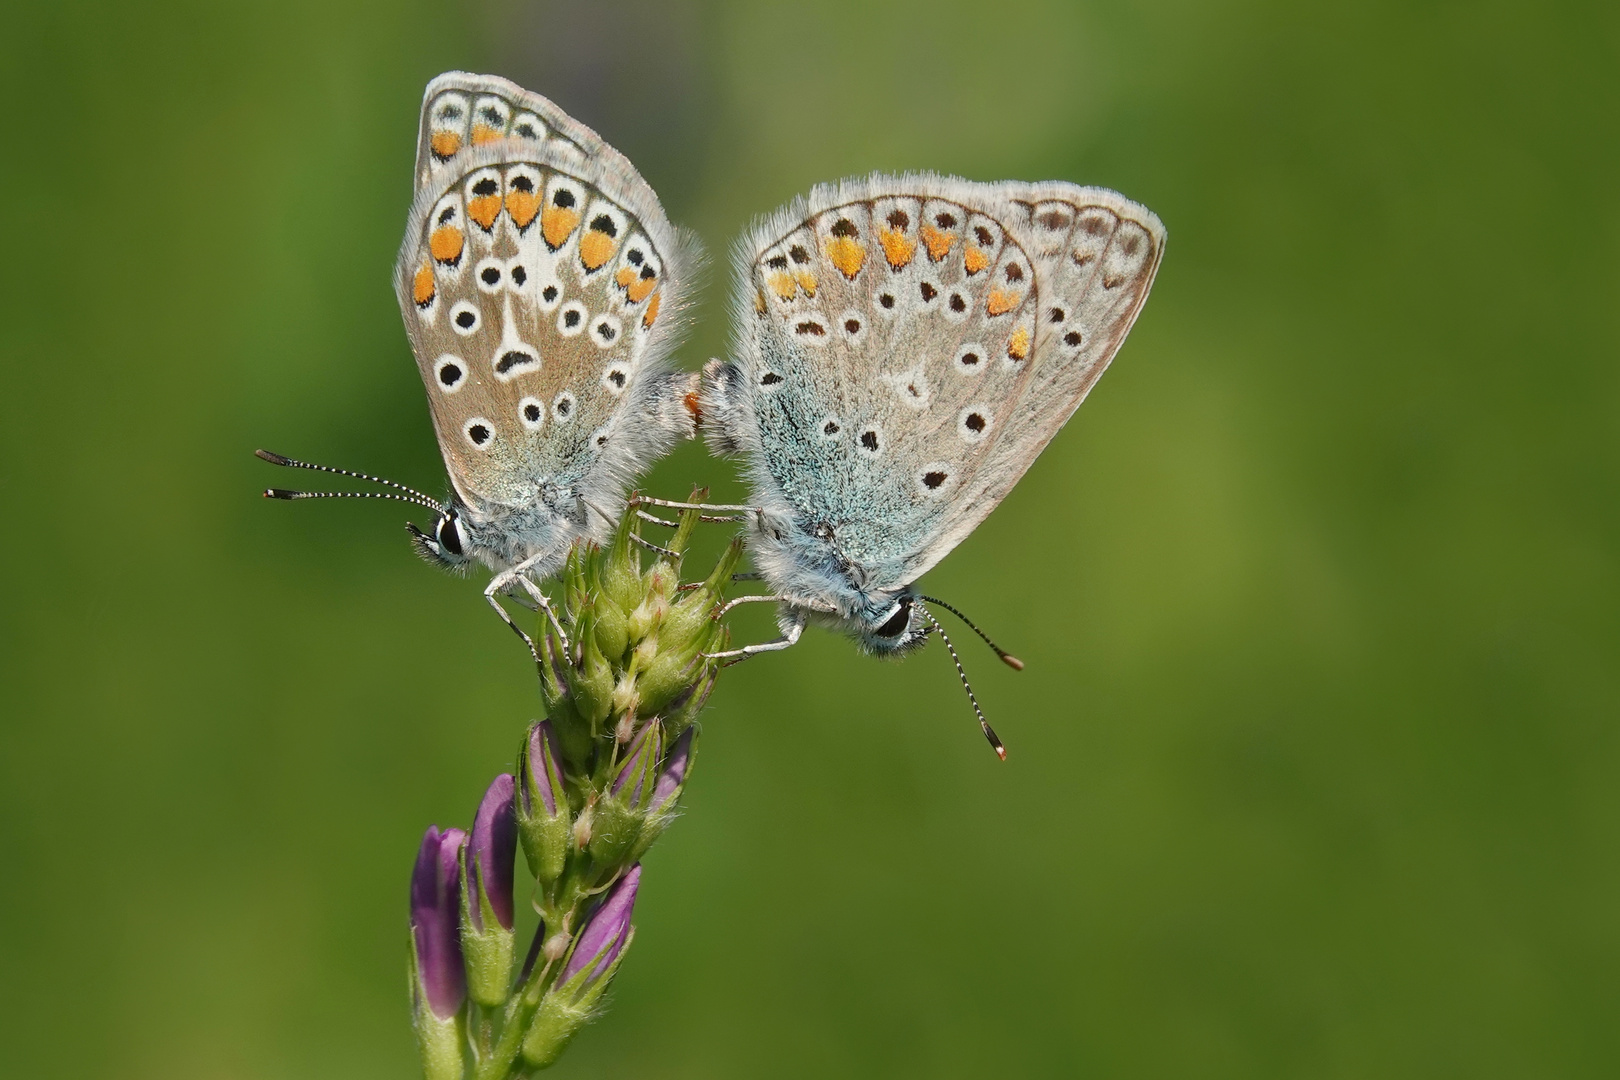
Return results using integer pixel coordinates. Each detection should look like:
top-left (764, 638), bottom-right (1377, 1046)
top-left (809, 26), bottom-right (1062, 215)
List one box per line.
top-left (662, 663), bottom-right (718, 738)
top-left (521, 867), bottom-right (641, 1068)
top-left (587, 722), bottom-right (662, 867)
top-left (611, 671), bottom-right (641, 721)
top-left (629, 727), bottom-right (695, 862)
top-left (635, 647), bottom-right (704, 718)
top-left (517, 723), bottom-right (572, 887)
top-left (625, 598), bottom-right (659, 645)
top-left (538, 633), bottom-right (591, 767)
top-left (410, 955), bottom-right (466, 1080)
top-left (592, 593), bottom-right (629, 663)
top-left (561, 543), bottom-right (589, 620)
top-left (599, 512), bottom-right (642, 614)
top-left (663, 486), bottom-right (708, 559)
top-left (409, 827), bottom-right (467, 1080)
top-left (459, 775), bottom-right (516, 1008)
top-left (655, 591), bottom-right (715, 661)
top-left (568, 609), bottom-right (614, 730)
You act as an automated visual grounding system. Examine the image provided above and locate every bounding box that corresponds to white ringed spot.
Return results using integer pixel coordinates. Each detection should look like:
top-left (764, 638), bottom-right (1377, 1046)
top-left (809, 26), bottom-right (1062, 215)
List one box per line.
top-left (916, 463), bottom-right (955, 497)
top-left (957, 406), bottom-right (992, 443)
top-left (433, 354), bottom-right (468, 394)
top-left (462, 417), bottom-right (495, 450)
top-left (557, 301), bottom-right (587, 337)
top-left (518, 396), bottom-right (546, 431)
top-left (449, 300), bottom-right (481, 336)
top-left (954, 342), bottom-right (987, 375)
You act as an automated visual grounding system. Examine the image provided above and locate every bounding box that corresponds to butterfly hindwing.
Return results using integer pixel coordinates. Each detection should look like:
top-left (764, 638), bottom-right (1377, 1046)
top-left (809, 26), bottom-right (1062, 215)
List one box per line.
top-left (413, 72), bottom-right (613, 194)
top-left (713, 173), bottom-right (1163, 596)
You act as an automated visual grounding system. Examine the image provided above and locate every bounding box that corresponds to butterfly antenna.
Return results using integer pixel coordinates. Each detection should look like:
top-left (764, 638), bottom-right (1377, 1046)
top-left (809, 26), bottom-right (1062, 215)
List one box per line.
top-left (255, 449), bottom-right (444, 512)
top-left (918, 594), bottom-right (1024, 670)
top-left (918, 603), bottom-right (1007, 761)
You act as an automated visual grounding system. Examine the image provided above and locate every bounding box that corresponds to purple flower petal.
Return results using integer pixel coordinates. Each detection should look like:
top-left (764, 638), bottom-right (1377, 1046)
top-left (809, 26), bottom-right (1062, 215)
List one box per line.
top-left (524, 722), bottom-right (564, 817)
top-left (468, 774), bottom-right (516, 931)
top-left (611, 724), bottom-right (659, 807)
top-left (561, 864), bottom-right (641, 986)
top-left (410, 826), bottom-right (467, 1019)
top-left (650, 728), bottom-right (694, 812)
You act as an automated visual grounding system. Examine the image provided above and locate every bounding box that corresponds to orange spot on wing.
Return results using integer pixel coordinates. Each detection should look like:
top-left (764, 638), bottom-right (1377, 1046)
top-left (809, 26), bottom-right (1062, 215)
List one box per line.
top-left (794, 270), bottom-right (817, 298)
top-left (580, 229), bottom-right (617, 271)
top-left (642, 291), bottom-right (662, 327)
top-left (878, 228), bottom-right (915, 269)
top-left (430, 131), bottom-right (461, 160)
top-left (767, 271), bottom-right (797, 300)
top-left (467, 195), bottom-right (501, 230)
top-left (506, 190), bottom-right (541, 229)
top-left (471, 123), bottom-right (502, 146)
top-left (823, 236), bottom-right (865, 280)
top-left (1007, 327), bottom-right (1031, 360)
top-left (753, 289), bottom-right (767, 314)
top-left (627, 274), bottom-right (658, 303)
top-left (616, 267), bottom-right (636, 289)
top-left (541, 207), bottom-right (580, 250)
top-left (920, 225), bottom-right (957, 261)
top-left (964, 246), bottom-right (990, 274)
top-left (684, 390), bottom-right (703, 425)
top-left (429, 226), bottom-right (465, 265)
top-left (986, 288), bottom-right (1021, 316)
top-left (412, 262), bottom-right (435, 307)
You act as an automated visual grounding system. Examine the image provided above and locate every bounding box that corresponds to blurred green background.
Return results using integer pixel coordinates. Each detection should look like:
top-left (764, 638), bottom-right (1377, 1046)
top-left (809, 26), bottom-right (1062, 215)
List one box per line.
top-left (3, 0), bottom-right (1616, 1076)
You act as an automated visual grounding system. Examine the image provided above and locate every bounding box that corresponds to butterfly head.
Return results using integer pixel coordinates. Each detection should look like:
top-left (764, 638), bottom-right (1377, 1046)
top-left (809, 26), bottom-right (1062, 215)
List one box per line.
top-left (408, 504), bottom-right (476, 571)
top-left (853, 592), bottom-right (930, 655)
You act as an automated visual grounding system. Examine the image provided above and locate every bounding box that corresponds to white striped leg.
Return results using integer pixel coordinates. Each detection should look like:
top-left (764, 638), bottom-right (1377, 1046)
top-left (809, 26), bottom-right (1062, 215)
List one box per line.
top-left (485, 556), bottom-right (570, 661)
top-left (628, 494), bottom-right (762, 524)
top-left (705, 608), bottom-right (807, 664)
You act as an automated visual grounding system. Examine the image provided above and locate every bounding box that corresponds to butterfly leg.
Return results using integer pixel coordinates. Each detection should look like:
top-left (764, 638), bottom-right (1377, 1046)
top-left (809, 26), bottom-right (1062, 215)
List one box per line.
top-left (711, 593), bottom-right (790, 620)
top-left (628, 495), bottom-right (762, 524)
top-left (704, 608), bottom-right (806, 664)
top-left (485, 559), bottom-right (570, 660)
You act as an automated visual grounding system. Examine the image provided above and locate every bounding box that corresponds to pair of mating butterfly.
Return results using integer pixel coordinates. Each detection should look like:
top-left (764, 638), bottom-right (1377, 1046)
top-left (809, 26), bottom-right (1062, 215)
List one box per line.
top-left (260, 72), bottom-right (1165, 758)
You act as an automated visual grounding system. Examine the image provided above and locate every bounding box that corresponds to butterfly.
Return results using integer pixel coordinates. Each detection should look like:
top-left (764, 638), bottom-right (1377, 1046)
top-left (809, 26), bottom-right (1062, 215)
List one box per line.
top-left (260, 72), bottom-right (701, 655)
top-left (699, 175), bottom-right (1165, 754)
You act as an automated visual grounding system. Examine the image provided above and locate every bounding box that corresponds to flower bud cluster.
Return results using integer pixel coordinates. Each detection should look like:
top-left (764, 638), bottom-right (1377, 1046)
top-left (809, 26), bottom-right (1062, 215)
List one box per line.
top-left (408, 497), bottom-right (738, 1077)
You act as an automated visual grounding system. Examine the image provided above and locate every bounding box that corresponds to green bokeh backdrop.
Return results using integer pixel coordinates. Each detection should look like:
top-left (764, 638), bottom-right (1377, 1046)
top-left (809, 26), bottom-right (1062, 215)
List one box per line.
top-left (3, 1), bottom-right (1616, 1076)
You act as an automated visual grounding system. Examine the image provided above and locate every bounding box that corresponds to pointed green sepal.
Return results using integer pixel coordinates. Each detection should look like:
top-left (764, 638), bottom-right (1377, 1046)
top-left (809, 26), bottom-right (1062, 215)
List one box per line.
top-left (518, 722), bottom-right (575, 888)
top-left (557, 544), bottom-right (582, 619)
top-left (458, 862), bottom-right (515, 1008)
top-left (592, 593), bottom-right (630, 663)
top-left (635, 647), bottom-right (705, 718)
top-left (599, 510), bottom-right (643, 614)
top-left (568, 607), bottom-right (614, 730)
top-left (538, 633), bottom-right (591, 766)
top-left (409, 931), bottom-right (467, 1080)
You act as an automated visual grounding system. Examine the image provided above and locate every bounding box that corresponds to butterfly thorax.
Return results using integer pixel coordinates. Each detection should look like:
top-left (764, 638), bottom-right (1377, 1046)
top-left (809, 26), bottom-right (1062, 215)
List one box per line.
top-left (746, 510), bottom-right (928, 653)
top-left (459, 485), bottom-right (598, 576)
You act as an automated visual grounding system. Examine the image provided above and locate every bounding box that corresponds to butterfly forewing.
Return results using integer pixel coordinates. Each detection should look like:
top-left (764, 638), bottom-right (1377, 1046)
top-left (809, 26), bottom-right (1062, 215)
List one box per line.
top-left (397, 145), bottom-right (678, 509)
top-left (729, 174), bottom-right (1163, 589)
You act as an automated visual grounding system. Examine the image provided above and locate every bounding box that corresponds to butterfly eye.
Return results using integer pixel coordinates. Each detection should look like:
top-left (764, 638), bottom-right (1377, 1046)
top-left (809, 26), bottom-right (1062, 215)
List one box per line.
top-left (875, 597), bottom-right (913, 638)
top-left (436, 513), bottom-right (465, 557)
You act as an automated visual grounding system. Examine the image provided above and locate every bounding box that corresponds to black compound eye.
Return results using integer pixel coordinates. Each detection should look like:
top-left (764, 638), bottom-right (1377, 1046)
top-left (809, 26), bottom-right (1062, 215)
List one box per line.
top-left (436, 514), bottom-right (464, 556)
top-left (875, 597), bottom-right (912, 638)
